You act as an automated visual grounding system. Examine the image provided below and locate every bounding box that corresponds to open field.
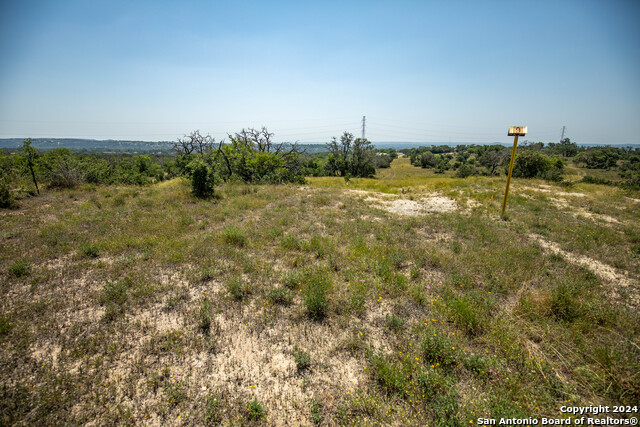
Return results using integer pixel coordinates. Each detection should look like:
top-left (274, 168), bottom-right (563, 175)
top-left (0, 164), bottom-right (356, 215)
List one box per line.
top-left (1, 157), bottom-right (639, 425)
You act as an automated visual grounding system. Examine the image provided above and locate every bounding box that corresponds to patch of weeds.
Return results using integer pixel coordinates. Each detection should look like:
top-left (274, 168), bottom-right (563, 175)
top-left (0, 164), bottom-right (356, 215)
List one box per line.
top-left (246, 399), bottom-right (265, 421)
top-left (390, 249), bottom-right (405, 269)
top-left (112, 194), bottom-right (126, 206)
top-left (266, 286), bottom-right (293, 306)
top-left (0, 315), bottom-right (13, 337)
top-left (409, 283), bottom-right (428, 307)
top-left (180, 214), bottom-right (196, 226)
top-left (367, 351), bottom-right (412, 396)
top-left (374, 257), bottom-right (393, 283)
top-left (303, 269), bottom-right (331, 320)
top-left (347, 284), bottom-right (367, 315)
top-left (410, 265), bottom-right (420, 280)
top-left (385, 314), bottom-right (406, 333)
top-left (417, 369), bottom-right (460, 424)
top-left (442, 290), bottom-right (488, 336)
top-left (450, 240), bottom-right (462, 254)
top-left (80, 243), bottom-right (100, 258)
top-left (99, 278), bottom-right (131, 305)
top-left (198, 265), bottom-right (217, 282)
top-left (198, 296), bottom-right (213, 334)
top-left (293, 346), bottom-right (311, 372)
top-left (283, 269), bottom-right (303, 289)
top-left (390, 273), bottom-right (407, 294)
top-left (309, 398), bottom-right (323, 425)
top-left (204, 393), bottom-right (223, 425)
top-left (99, 277), bottom-right (133, 322)
top-left (8, 260), bottom-right (31, 278)
top-left (166, 377), bottom-right (187, 408)
top-left (222, 225), bottom-right (247, 247)
top-left (327, 253), bottom-right (341, 271)
top-left (550, 280), bottom-right (581, 322)
top-left (227, 278), bottom-right (251, 301)
top-left (267, 227), bottom-right (283, 239)
top-left (281, 233), bottom-right (303, 251)
top-left (165, 288), bottom-right (189, 310)
top-left (421, 328), bottom-right (459, 368)
top-left (307, 235), bottom-right (326, 258)
top-left (342, 328), bottom-right (368, 355)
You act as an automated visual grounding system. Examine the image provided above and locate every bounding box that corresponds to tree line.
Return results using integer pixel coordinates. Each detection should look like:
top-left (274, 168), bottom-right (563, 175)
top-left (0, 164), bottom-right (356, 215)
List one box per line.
top-left (0, 129), bottom-right (396, 207)
top-left (403, 139), bottom-right (639, 187)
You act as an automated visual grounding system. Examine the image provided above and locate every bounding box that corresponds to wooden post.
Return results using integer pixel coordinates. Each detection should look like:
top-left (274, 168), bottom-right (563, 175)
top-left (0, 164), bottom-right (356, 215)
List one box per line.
top-left (501, 134), bottom-right (519, 216)
top-left (502, 126), bottom-right (527, 217)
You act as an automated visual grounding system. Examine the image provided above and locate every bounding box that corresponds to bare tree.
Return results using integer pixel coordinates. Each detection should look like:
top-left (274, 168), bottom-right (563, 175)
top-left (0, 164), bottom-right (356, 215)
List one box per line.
top-left (174, 130), bottom-right (217, 156)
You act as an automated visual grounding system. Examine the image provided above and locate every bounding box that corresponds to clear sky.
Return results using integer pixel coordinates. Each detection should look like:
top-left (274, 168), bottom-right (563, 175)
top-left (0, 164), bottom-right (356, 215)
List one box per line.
top-left (1, 0), bottom-right (639, 145)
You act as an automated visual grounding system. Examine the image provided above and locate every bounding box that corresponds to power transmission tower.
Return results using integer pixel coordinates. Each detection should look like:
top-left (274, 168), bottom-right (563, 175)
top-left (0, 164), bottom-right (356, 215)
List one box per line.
top-left (559, 126), bottom-right (566, 143)
top-left (361, 116), bottom-right (366, 140)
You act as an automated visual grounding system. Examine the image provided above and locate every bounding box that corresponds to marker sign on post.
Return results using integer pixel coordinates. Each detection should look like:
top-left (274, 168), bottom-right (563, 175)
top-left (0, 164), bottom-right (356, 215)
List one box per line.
top-left (508, 126), bottom-right (528, 136)
top-left (502, 126), bottom-right (527, 217)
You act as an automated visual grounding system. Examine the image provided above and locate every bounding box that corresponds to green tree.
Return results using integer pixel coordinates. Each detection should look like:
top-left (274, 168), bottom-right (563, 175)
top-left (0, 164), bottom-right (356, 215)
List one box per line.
top-left (21, 139), bottom-right (40, 194)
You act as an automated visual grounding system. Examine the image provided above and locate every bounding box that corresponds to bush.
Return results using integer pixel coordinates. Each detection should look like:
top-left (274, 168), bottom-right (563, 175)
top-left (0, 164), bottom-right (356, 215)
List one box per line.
top-left (187, 159), bottom-right (218, 199)
top-left (0, 178), bottom-right (15, 209)
top-left (511, 151), bottom-right (564, 179)
top-left (455, 164), bottom-right (474, 178)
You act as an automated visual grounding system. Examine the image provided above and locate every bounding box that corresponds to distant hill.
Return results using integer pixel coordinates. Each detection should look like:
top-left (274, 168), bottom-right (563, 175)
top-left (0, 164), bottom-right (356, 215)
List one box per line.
top-left (1, 138), bottom-right (637, 154)
top-left (0, 138), bottom-right (330, 154)
top-left (0, 138), bottom-right (175, 154)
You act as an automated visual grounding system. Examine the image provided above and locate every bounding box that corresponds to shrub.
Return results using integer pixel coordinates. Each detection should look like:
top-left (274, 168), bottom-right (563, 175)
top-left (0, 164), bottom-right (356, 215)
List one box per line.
top-left (187, 159), bottom-right (218, 199)
top-left (455, 164), bottom-right (474, 178)
top-left (510, 151), bottom-right (564, 179)
top-left (0, 178), bottom-right (15, 209)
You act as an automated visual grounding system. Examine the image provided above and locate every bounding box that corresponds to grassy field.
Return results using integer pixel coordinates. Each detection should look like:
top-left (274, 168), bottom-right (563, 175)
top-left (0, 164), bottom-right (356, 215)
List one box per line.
top-left (1, 157), bottom-right (639, 425)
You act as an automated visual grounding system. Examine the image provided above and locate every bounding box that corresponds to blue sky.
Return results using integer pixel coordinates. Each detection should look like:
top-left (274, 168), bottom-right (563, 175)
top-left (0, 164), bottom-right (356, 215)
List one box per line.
top-left (1, 0), bottom-right (639, 144)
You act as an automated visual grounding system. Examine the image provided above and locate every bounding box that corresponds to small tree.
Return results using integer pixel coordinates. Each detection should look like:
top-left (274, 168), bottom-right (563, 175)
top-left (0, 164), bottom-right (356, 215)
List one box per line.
top-left (187, 158), bottom-right (218, 199)
top-left (21, 139), bottom-right (39, 194)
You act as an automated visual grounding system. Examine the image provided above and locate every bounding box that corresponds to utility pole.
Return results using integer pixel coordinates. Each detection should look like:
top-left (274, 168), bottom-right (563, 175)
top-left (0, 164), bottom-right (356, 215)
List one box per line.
top-left (361, 116), bottom-right (366, 140)
top-left (559, 126), bottom-right (566, 143)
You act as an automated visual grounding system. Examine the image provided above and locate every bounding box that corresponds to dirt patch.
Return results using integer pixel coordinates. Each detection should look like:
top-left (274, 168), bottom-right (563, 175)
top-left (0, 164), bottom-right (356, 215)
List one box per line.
top-left (524, 186), bottom-right (586, 198)
top-left (548, 198), bottom-right (621, 225)
top-left (529, 234), bottom-right (638, 306)
top-left (350, 190), bottom-right (458, 216)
